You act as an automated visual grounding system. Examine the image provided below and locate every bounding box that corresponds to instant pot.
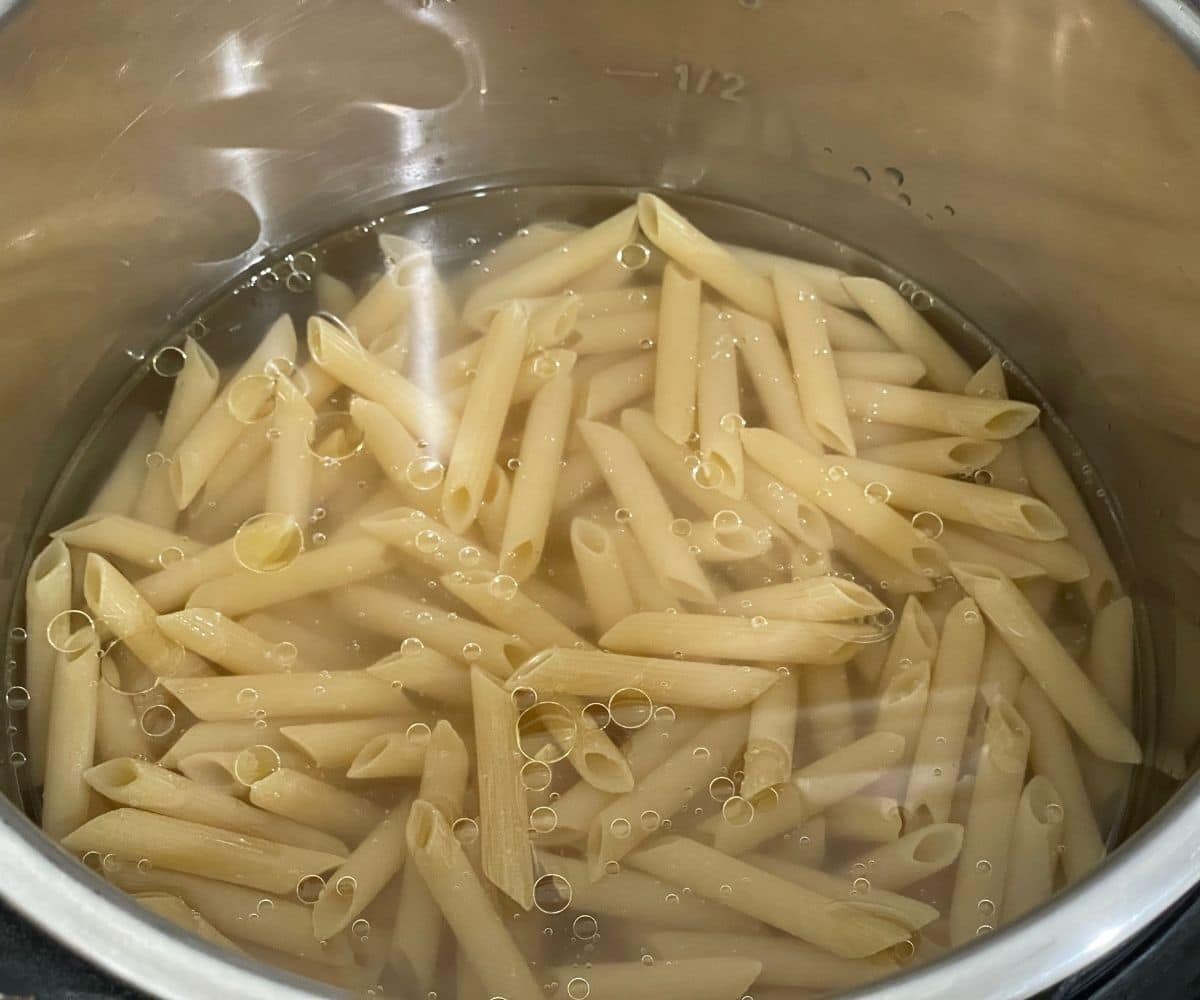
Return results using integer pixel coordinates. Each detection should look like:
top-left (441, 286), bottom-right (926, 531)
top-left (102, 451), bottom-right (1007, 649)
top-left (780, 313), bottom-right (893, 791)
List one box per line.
top-left (1, 0), bottom-right (1199, 997)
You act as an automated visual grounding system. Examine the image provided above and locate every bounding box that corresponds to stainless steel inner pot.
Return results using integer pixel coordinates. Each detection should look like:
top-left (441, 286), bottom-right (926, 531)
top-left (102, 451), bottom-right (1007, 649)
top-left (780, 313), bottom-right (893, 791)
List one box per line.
top-left (1, 1), bottom-right (1199, 997)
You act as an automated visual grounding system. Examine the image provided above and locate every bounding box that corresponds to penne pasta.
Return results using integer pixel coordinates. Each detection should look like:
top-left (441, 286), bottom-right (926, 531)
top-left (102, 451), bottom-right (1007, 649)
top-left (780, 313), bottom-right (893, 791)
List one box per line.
top-left (264, 376), bottom-right (315, 525)
top-left (841, 379), bottom-right (1039, 442)
top-left (858, 437), bottom-right (1003, 478)
top-left (41, 632), bottom-right (101, 839)
top-left (696, 306), bottom-right (746, 499)
top-left (89, 414), bottom-right (161, 517)
top-left (25, 538), bottom-right (72, 787)
top-left (499, 372), bottom-right (573, 579)
top-left (731, 309), bottom-right (821, 452)
top-left (280, 717), bottom-right (416, 769)
top-left (843, 823), bottom-right (964, 891)
top-left (157, 608), bottom-right (314, 675)
top-left (724, 244), bottom-right (856, 309)
top-left (903, 597), bottom-right (985, 826)
top-left (249, 768), bottom-right (385, 844)
top-left (948, 697), bottom-right (1030, 945)
top-left (61, 808), bottom-right (344, 894)
top-left (507, 647), bottom-right (777, 711)
top-left (823, 795), bottom-right (903, 843)
top-left (579, 352), bottom-right (654, 421)
top-left (803, 663), bottom-right (858, 757)
top-left (775, 267), bottom-right (856, 455)
top-left (600, 612), bottom-right (868, 665)
top-left (938, 525), bottom-right (1045, 581)
top-left (954, 562), bottom-right (1140, 763)
top-left (840, 278), bottom-right (972, 392)
top-left (715, 577), bottom-right (885, 621)
top-left (548, 958), bottom-right (762, 1000)
top-left (1002, 775), bottom-right (1064, 921)
top-left (833, 350), bottom-right (926, 386)
top-left (742, 671), bottom-right (800, 801)
top-left (54, 513), bottom-right (204, 569)
top-left (653, 262), bottom-right (701, 443)
top-left (569, 519), bottom-right (636, 635)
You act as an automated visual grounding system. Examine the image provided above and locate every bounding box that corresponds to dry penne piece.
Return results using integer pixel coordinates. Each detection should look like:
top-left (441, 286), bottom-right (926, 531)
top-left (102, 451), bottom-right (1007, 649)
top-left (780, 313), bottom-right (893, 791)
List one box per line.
top-left (1002, 775), bottom-right (1065, 921)
top-left (390, 720), bottom-right (470, 989)
top-left (109, 865), bottom-right (355, 966)
top-left (645, 930), bottom-right (894, 992)
top-left (407, 801), bottom-right (542, 1000)
top-left (1019, 427), bottom-right (1121, 612)
top-left (627, 836), bottom-right (921, 958)
top-left (653, 261), bottom-right (701, 443)
top-left (84, 554), bottom-right (211, 679)
top-left (169, 315), bottom-right (296, 509)
top-left (84, 757), bottom-right (347, 855)
top-left (586, 710), bottom-right (748, 879)
top-left (832, 454), bottom-right (1066, 541)
top-left (742, 670), bottom-right (800, 801)
top-left (638, 194), bottom-right (779, 324)
top-left (696, 305), bottom-right (746, 499)
top-left (462, 205), bottom-right (638, 327)
top-left (600, 612), bottom-right (868, 665)
top-left (701, 731), bottom-right (906, 856)
top-left (904, 597), bottom-right (985, 826)
top-left (249, 768), bottom-right (385, 844)
top-left (88, 413), bottom-right (161, 517)
top-left (329, 584), bottom-right (530, 677)
top-left (840, 277), bottom-right (973, 392)
top-left (569, 519), bottom-right (635, 634)
top-left (507, 647), bottom-right (778, 710)
top-left (619, 409), bottom-right (777, 539)
top-left (843, 823), bottom-right (965, 891)
top-left (41, 632), bottom-right (101, 839)
top-left (538, 851), bottom-right (761, 933)
top-left (61, 808), bottom-right (344, 894)
top-left (280, 718), bottom-right (414, 769)
top-left (185, 536), bottom-right (397, 617)
top-left (858, 437), bottom-right (1003, 478)
top-left (346, 733), bottom-right (428, 779)
top-left (471, 667), bottom-right (535, 909)
top-left (832, 350), bottom-right (926, 386)
top-left (548, 958), bottom-right (763, 1000)
top-left (499, 372), bottom-right (573, 579)
top-left (162, 666), bottom-right (413, 722)
top-left (731, 309), bottom-right (822, 453)
top-left (937, 526), bottom-right (1045, 581)
top-left (823, 795), bottom-right (903, 842)
top-left (578, 419), bottom-right (714, 603)
top-left (841, 379), bottom-right (1039, 442)
top-left (1016, 678), bottom-right (1107, 882)
top-left (715, 576), bottom-right (885, 621)
top-left (159, 721), bottom-right (289, 769)
top-left (365, 647), bottom-right (472, 705)
top-left (25, 538), bottom-right (72, 787)
top-left (741, 852), bottom-right (939, 929)
top-left (953, 562), bottom-right (1141, 763)
top-left (775, 267), bottom-right (857, 455)
top-left (157, 608), bottom-right (315, 675)
top-left (313, 797), bottom-right (412, 939)
top-left (442, 301), bottom-right (532, 531)
top-left (948, 696), bottom-right (1031, 945)
top-left (742, 427), bottom-right (946, 578)
top-left (54, 513), bottom-right (204, 569)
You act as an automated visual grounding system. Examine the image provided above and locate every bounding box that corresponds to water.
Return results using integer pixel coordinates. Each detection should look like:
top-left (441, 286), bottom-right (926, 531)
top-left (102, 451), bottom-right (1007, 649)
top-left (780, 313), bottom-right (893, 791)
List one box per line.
top-left (2, 184), bottom-right (1143, 995)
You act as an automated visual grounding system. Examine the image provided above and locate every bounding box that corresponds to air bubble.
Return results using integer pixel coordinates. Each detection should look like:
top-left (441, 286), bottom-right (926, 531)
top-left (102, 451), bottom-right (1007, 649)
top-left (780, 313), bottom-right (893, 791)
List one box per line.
top-left (9, 751), bottom-right (25, 768)
top-left (713, 510), bottom-right (742, 533)
top-left (609, 817), bottom-right (632, 839)
top-left (351, 918), bottom-right (371, 940)
top-left (401, 637), bottom-right (425, 657)
top-left (233, 513), bottom-right (304, 573)
top-left (151, 345), bottom-right (188, 378)
top-left (566, 977), bottom-right (591, 1000)
top-left (226, 375), bottom-right (277, 423)
top-left (852, 876), bottom-right (872, 894)
top-left (978, 898), bottom-right (996, 916)
top-left (692, 746), bottom-right (711, 760)
top-left (617, 243), bottom-right (651, 270)
top-left (827, 465), bottom-right (848, 482)
top-left (1045, 802), bottom-right (1064, 823)
top-left (852, 165), bottom-right (872, 183)
top-left (46, 610), bottom-right (97, 654)
top-left (511, 686), bottom-right (538, 712)
top-left (864, 481), bottom-right (892, 504)
top-left (608, 687), bottom-right (653, 729)
top-left (461, 641), bottom-right (483, 662)
top-left (911, 510), bottom-right (944, 539)
top-left (4, 686), bottom-right (29, 711)
top-left (583, 702), bottom-right (611, 728)
top-left (296, 874), bottom-right (326, 904)
top-left (406, 456), bottom-right (445, 491)
top-left (520, 759), bottom-right (553, 791)
top-left (406, 722), bottom-right (432, 746)
top-left (653, 705), bottom-right (676, 725)
top-left (415, 529), bottom-right (442, 555)
top-left (517, 702), bottom-right (576, 762)
top-left (750, 615), bottom-right (768, 629)
top-left (963, 608), bottom-right (980, 624)
top-left (911, 290), bottom-right (934, 312)
top-left (639, 809), bottom-right (661, 832)
top-left (572, 914), bottom-right (599, 940)
top-left (719, 412), bottom-right (746, 435)
top-left (489, 574), bottom-right (519, 600)
top-left (156, 546), bottom-right (186, 568)
top-left (722, 796), bottom-right (755, 827)
top-left (533, 873), bottom-right (572, 914)
top-left (458, 545), bottom-right (482, 567)
top-left (530, 806), bottom-right (558, 834)
top-left (976, 924), bottom-right (994, 937)
top-left (975, 859), bottom-right (992, 873)
top-left (139, 704), bottom-right (176, 738)
top-left (670, 518), bottom-right (692, 537)
top-left (307, 412), bottom-right (365, 462)
top-left (709, 776), bottom-right (736, 802)
top-left (234, 744), bottom-right (281, 785)
top-left (613, 507), bottom-right (633, 524)
top-left (99, 640), bottom-right (160, 696)
top-left (691, 459), bottom-right (724, 490)
top-left (973, 469), bottom-right (994, 486)
top-left (269, 641), bottom-right (298, 667)
top-left (451, 817), bottom-right (479, 845)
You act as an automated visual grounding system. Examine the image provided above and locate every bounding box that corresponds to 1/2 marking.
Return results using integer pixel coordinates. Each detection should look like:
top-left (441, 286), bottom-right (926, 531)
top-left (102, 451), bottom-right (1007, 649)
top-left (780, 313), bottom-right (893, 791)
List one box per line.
top-left (673, 63), bottom-right (747, 102)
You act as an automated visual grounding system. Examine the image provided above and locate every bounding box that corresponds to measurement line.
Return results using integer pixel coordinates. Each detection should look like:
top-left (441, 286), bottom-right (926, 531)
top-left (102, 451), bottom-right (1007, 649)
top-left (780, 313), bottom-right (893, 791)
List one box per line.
top-left (604, 67), bottom-right (661, 80)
